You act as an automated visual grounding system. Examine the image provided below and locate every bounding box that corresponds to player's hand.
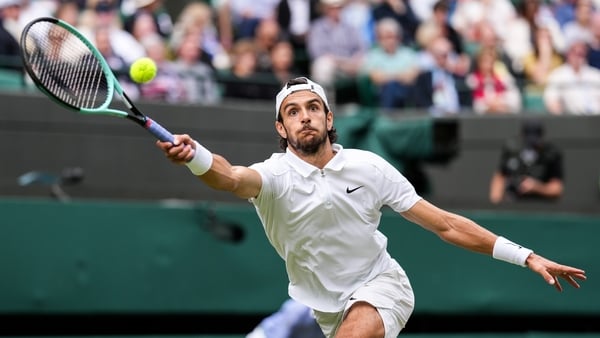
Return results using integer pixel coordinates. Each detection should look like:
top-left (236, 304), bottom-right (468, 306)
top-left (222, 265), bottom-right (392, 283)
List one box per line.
top-left (525, 253), bottom-right (586, 292)
top-left (156, 134), bottom-right (196, 164)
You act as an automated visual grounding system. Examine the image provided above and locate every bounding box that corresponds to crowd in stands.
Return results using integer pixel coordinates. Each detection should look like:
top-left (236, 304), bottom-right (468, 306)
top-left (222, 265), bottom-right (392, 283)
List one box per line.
top-left (1, 0), bottom-right (600, 115)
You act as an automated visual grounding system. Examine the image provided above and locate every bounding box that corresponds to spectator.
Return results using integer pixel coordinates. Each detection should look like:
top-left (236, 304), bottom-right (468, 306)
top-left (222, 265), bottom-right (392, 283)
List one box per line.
top-left (450, 0), bottom-right (516, 47)
top-left (94, 25), bottom-right (140, 99)
top-left (307, 0), bottom-right (366, 88)
top-left (216, 0), bottom-right (280, 50)
top-left (0, 0), bottom-right (22, 71)
top-left (276, 0), bottom-right (320, 52)
top-left (562, 0), bottom-right (595, 44)
top-left (522, 25), bottom-right (564, 95)
top-left (489, 119), bottom-right (564, 204)
top-left (268, 39), bottom-right (300, 85)
top-left (467, 46), bottom-right (521, 115)
top-left (254, 18), bottom-right (282, 72)
top-left (171, 31), bottom-right (221, 105)
top-left (422, 0), bottom-right (465, 61)
top-left (504, 0), bottom-right (565, 75)
top-left (411, 36), bottom-right (471, 115)
top-left (170, 1), bottom-right (228, 70)
top-left (371, 0), bottom-right (420, 46)
top-left (123, 0), bottom-right (173, 39)
top-left (53, 0), bottom-right (81, 27)
top-left (137, 34), bottom-right (187, 103)
top-left (219, 38), bottom-right (280, 100)
top-left (79, 0), bottom-right (146, 65)
top-left (543, 37), bottom-right (600, 115)
top-left (359, 18), bottom-right (419, 109)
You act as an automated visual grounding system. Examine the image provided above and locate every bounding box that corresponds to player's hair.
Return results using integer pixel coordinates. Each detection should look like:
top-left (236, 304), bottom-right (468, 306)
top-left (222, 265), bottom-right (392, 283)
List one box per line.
top-left (276, 78), bottom-right (337, 151)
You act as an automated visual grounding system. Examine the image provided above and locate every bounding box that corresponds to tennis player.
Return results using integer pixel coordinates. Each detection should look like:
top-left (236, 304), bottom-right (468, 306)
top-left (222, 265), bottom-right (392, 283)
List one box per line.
top-left (156, 77), bottom-right (586, 338)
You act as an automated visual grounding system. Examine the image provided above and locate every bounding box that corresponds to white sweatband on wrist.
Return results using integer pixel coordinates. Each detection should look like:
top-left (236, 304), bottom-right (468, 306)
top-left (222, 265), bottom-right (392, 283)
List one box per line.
top-left (492, 236), bottom-right (533, 267)
top-left (185, 141), bottom-right (213, 176)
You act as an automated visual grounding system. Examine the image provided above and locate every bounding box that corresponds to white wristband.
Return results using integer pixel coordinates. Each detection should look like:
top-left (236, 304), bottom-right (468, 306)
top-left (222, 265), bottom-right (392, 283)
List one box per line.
top-left (185, 141), bottom-right (213, 176)
top-left (492, 236), bottom-right (533, 267)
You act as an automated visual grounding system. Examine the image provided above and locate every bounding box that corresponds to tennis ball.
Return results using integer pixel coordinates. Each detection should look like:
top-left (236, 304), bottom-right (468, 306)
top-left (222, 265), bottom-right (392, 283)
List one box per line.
top-left (129, 57), bottom-right (157, 84)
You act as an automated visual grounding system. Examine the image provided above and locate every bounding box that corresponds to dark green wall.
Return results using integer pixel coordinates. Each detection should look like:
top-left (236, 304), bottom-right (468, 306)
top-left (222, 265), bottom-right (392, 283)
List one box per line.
top-left (1, 198), bottom-right (597, 316)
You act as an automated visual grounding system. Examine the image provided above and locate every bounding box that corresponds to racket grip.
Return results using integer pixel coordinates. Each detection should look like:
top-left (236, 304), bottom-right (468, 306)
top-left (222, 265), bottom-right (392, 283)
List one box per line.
top-left (145, 118), bottom-right (174, 143)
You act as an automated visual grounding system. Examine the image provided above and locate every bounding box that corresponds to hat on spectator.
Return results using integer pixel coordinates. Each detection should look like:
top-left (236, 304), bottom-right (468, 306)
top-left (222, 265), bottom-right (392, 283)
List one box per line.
top-left (0, 0), bottom-right (21, 8)
top-left (275, 77), bottom-right (329, 119)
top-left (320, 0), bottom-right (345, 7)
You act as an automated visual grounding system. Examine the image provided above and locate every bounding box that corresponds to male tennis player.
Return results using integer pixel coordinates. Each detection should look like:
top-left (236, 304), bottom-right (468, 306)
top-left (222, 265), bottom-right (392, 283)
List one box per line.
top-left (156, 77), bottom-right (586, 338)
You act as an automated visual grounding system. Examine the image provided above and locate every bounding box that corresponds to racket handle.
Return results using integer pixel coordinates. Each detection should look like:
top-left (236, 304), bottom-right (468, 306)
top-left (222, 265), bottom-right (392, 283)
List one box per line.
top-left (145, 118), bottom-right (174, 143)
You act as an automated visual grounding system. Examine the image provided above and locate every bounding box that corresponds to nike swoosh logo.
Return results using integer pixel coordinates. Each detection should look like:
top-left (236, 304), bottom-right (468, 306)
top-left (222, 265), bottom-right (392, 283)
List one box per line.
top-left (346, 186), bottom-right (364, 194)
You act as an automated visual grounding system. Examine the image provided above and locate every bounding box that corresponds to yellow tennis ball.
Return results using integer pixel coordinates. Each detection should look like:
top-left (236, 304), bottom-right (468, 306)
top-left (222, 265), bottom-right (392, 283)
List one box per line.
top-left (129, 57), bottom-right (157, 84)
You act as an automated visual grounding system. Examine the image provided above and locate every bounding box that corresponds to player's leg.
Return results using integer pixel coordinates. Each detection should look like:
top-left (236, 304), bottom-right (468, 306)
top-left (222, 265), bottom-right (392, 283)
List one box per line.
top-left (335, 301), bottom-right (384, 338)
top-left (339, 267), bottom-right (415, 338)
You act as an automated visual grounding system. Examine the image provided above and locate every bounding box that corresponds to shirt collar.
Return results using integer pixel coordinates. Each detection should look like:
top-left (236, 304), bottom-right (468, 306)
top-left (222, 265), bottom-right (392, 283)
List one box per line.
top-left (284, 143), bottom-right (345, 177)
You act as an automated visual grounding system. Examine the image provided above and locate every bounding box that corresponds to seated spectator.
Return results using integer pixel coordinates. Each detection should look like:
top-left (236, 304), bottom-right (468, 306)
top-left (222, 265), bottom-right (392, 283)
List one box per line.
top-left (522, 25), bottom-right (564, 97)
top-left (78, 0), bottom-right (146, 65)
top-left (94, 26), bottom-right (136, 90)
top-left (268, 39), bottom-right (300, 85)
top-left (307, 0), bottom-right (366, 88)
top-left (468, 47), bottom-right (521, 115)
top-left (137, 34), bottom-right (186, 103)
top-left (371, 0), bottom-right (420, 47)
top-left (171, 31), bottom-right (221, 105)
top-left (543, 37), bottom-right (600, 115)
top-left (562, 0), bottom-right (595, 45)
top-left (219, 38), bottom-right (280, 100)
top-left (421, 0), bottom-right (467, 68)
top-left (170, 1), bottom-right (229, 71)
top-left (0, 0), bottom-right (22, 71)
top-left (411, 36), bottom-right (471, 115)
top-left (276, 0), bottom-right (320, 51)
top-left (489, 120), bottom-right (564, 204)
top-left (254, 18), bottom-right (283, 72)
top-left (123, 0), bottom-right (173, 39)
top-left (359, 18), bottom-right (419, 109)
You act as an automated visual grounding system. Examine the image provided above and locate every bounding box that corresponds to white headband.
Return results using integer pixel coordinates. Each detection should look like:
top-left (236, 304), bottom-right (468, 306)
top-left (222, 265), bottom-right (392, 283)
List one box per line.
top-left (275, 77), bottom-right (329, 119)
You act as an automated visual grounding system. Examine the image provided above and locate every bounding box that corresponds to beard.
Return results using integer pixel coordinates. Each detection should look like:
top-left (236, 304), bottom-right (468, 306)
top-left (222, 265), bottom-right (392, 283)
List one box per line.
top-left (286, 126), bottom-right (328, 156)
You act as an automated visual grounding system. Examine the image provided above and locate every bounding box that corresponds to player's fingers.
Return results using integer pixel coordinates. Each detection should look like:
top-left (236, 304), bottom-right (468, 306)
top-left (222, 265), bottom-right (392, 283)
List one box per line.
top-left (560, 272), bottom-right (583, 289)
top-left (553, 275), bottom-right (563, 292)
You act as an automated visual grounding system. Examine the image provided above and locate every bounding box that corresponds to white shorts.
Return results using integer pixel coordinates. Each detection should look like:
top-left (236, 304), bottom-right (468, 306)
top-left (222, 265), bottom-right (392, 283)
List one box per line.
top-left (312, 268), bottom-right (415, 338)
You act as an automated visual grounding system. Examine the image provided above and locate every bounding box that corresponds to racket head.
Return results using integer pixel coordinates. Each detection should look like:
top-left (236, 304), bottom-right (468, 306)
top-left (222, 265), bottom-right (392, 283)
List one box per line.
top-left (20, 17), bottom-right (127, 118)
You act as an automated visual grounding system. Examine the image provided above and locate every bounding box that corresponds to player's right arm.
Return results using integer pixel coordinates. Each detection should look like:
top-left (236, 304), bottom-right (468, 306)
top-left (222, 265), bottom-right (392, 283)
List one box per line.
top-left (156, 134), bottom-right (262, 199)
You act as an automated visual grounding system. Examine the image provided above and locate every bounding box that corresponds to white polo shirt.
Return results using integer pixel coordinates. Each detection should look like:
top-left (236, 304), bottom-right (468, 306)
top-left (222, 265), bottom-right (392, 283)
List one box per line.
top-left (249, 144), bottom-right (421, 312)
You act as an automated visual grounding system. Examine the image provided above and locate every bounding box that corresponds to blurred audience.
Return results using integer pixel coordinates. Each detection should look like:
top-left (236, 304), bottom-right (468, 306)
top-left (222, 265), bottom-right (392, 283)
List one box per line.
top-left (543, 37), bottom-right (600, 115)
top-left (489, 119), bottom-right (564, 204)
top-left (219, 38), bottom-right (279, 100)
top-left (0, 0), bottom-right (22, 71)
top-left (371, 0), bottom-right (420, 46)
top-left (307, 0), bottom-right (366, 88)
top-left (359, 18), bottom-right (419, 109)
top-left (171, 30), bottom-right (221, 105)
top-left (137, 34), bottom-right (186, 103)
top-left (467, 46), bottom-right (521, 115)
top-left (411, 36), bottom-right (470, 115)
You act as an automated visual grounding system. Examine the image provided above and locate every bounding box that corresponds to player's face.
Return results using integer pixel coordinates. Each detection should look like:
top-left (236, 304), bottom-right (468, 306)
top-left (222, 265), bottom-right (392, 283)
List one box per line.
top-left (276, 90), bottom-right (333, 155)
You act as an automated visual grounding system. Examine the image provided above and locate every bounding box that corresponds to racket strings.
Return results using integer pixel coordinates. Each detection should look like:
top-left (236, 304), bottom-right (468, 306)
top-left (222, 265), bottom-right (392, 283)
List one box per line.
top-left (23, 21), bottom-right (110, 109)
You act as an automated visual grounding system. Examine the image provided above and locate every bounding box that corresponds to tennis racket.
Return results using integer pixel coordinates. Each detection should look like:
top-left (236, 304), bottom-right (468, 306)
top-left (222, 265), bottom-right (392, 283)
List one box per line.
top-left (19, 17), bottom-right (174, 142)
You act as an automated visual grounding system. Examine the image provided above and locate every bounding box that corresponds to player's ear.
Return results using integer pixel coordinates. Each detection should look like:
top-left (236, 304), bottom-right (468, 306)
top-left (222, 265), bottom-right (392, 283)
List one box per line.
top-left (275, 120), bottom-right (287, 139)
top-left (326, 110), bottom-right (333, 131)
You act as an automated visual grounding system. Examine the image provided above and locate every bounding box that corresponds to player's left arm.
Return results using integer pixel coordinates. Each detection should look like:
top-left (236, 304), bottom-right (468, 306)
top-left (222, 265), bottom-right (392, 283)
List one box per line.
top-left (400, 199), bottom-right (586, 291)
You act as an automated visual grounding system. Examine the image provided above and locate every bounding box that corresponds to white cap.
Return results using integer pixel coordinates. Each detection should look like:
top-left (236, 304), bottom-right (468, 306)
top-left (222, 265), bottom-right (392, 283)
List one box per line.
top-left (275, 77), bottom-right (329, 119)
